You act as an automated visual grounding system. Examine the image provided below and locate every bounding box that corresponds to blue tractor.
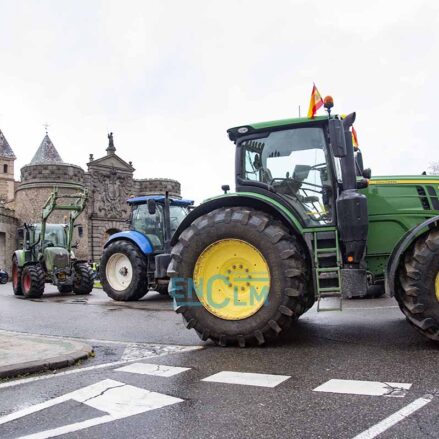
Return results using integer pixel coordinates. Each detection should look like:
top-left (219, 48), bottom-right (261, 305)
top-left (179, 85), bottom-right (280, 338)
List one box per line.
top-left (100, 193), bottom-right (193, 301)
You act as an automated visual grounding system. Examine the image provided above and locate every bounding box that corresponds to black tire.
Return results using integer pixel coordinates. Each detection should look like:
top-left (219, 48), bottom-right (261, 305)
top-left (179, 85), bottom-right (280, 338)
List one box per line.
top-left (100, 241), bottom-right (148, 301)
top-left (156, 283), bottom-right (169, 295)
top-left (73, 263), bottom-right (94, 295)
top-left (168, 207), bottom-right (313, 347)
top-left (396, 229), bottom-right (439, 341)
top-left (21, 264), bottom-right (45, 298)
top-left (12, 257), bottom-right (23, 296)
top-left (58, 284), bottom-right (73, 294)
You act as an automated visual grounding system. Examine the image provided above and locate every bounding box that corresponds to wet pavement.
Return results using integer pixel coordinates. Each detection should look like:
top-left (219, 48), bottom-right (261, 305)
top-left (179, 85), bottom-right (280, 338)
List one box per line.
top-left (0, 283), bottom-right (438, 438)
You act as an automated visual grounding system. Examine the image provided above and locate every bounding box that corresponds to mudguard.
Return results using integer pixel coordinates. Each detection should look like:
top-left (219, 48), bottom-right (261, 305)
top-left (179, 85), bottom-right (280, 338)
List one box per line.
top-left (171, 193), bottom-right (304, 246)
top-left (104, 231), bottom-right (154, 255)
top-left (385, 215), bottom-right (439, 296)
top-left (12, 250), bottom-right (26, 268)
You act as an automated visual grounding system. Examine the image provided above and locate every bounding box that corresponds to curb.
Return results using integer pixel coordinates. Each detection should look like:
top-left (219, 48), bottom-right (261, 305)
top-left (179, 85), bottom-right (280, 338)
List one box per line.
top-left (0, 337), bottom-right (93, 379)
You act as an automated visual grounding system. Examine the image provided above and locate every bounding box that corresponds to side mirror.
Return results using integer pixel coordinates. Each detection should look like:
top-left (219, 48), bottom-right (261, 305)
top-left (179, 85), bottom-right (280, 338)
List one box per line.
top-left (328, 119), bottom-right (347, 158)
top-left (147, 199), bottom-right (157, 215)
top-left (17, 228), bottom-right (24, 241)
top-left (77, 225), bottom-right (84, 238)
top-left (362, 168), bottom-right (372, 179)
top-left (221, 184), bottom-right (230, 194)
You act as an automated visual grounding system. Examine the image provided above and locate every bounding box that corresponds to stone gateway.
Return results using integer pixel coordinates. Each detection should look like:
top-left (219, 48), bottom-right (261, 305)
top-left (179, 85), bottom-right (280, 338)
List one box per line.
top-left (0, 129), bottom-right (181, 272)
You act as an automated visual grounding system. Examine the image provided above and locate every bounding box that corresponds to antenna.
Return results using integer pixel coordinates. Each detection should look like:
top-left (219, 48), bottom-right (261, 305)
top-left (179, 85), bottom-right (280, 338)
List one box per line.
top-left (298, 105), bottom-right (301, 117)
top-left (43, 122), bottom-right (49, 135)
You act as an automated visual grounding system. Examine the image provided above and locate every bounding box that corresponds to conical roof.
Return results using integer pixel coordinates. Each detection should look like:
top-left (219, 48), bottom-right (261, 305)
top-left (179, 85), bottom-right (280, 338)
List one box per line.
top-left (0, 129), bottom-right (16, 159)
top-left (30, 134), bottom-right (64, 165)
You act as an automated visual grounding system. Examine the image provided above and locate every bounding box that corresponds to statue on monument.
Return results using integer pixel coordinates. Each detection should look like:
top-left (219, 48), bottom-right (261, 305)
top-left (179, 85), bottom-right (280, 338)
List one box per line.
top-left (106, 132), bottom-right (116, 154)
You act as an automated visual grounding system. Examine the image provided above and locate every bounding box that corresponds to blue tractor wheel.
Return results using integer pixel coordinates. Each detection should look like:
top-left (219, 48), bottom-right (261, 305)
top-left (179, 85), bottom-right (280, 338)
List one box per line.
top-left (101, 240), bottom-right (149, 301)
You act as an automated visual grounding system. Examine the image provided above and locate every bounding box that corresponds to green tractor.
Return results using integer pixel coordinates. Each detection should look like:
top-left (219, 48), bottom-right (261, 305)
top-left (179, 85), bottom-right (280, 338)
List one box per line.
top-left (169, 104), bottom-right (439, 346)
top-left (12, 188), bottom-right (93, 298)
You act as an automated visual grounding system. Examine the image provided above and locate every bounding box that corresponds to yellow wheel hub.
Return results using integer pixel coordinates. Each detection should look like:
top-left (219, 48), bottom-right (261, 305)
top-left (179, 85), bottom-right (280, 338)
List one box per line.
top-left (193, 239), bottom-right (270, 320)
top-left (435, 272), bottom-right (439, 302)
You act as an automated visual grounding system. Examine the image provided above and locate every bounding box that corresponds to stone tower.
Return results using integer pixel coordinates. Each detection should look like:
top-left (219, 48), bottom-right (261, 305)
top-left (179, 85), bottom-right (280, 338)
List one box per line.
top-left (0, 129), bottom-right (16, 202)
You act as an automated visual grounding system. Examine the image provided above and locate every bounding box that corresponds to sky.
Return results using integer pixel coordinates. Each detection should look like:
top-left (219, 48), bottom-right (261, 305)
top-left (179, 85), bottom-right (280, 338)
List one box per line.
top-left (0, 0), bottom-right (438, 203)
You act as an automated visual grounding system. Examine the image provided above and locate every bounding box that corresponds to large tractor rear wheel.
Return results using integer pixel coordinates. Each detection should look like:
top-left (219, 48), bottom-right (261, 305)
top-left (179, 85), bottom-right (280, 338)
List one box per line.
top-left (12, 256), bottom-right (23, 296)
top-left (100, 241), bottom-right (148, 301)
top-left (73, 263), bottom-right (94, 295)
top-left (21, 264), bottom-right (45, 298)
top-left (396, 229), bottom-right (439, 341)
top-left (168, 207), bottom-right (313, 347)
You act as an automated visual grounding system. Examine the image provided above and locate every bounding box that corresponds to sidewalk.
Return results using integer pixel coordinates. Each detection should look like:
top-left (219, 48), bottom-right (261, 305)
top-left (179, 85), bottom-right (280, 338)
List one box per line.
top-left (0, 331), bottom-right (93, 379)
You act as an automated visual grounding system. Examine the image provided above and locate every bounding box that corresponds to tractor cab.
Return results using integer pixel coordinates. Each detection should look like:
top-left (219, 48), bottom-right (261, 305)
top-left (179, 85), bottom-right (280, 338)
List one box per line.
top-left (236, 122), bottom-right (334, 226)
top-left (128, 195), bottom-right (193, 251)
top-left (34, 223), bottom-right (68, 249)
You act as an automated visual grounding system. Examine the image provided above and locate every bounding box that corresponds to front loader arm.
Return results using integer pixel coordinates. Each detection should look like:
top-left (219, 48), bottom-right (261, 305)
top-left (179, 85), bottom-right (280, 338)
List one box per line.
top-left (40, 187), bottom-right (89, 252)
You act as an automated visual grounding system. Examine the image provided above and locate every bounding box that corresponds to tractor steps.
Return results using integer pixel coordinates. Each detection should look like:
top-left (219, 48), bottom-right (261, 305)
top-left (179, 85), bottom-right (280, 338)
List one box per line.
top-left (311, 230), bottom-right (342, 312)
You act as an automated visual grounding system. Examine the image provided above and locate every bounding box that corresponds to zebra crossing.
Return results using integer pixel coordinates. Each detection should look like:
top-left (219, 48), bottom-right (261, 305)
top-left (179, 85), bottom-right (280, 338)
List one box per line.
top-left (0, 350), bottom-right (432, 439)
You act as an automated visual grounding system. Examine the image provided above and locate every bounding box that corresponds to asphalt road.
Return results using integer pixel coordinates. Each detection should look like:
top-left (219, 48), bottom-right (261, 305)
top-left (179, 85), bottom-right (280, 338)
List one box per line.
top-left (0, 283), bottom-right (438, 439)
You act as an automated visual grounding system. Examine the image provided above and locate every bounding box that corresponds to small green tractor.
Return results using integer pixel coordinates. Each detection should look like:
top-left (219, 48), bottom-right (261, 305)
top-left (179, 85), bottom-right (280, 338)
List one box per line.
top-left (169, 103), bottom-right (439, 346)
top-left (12, 188), bottom-right (94, 298)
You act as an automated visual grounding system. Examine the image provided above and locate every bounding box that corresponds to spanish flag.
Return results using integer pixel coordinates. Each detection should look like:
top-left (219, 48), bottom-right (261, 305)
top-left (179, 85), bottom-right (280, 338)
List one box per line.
top-left (352, 126), bottom-right (359, 149)
top-left (307, 83), bottom-right (323, 118)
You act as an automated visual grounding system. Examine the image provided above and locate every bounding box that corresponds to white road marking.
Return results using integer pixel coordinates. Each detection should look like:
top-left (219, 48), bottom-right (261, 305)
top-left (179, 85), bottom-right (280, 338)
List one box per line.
top-left (116, 362), bottom-right (190, 377)
top-left (202, 371), bottom-right (290, 388)
top-left (0, 344), bottom-right (201, 390)
top-left (0, 379), bottom-right (183, 439)
top-left (352, 394), bottom-right (434, 439)
top-left (313, 379), bottom-right (412, 397)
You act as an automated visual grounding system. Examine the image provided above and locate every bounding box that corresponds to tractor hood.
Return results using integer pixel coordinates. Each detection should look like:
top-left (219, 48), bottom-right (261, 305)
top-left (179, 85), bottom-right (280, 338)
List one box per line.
top-left (43, 247), bottom-right (70, 271)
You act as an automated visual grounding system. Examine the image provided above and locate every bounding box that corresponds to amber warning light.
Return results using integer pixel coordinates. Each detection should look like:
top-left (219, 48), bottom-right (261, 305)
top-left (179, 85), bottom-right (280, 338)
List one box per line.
top-left (323, 96), bottom-right (334, 109)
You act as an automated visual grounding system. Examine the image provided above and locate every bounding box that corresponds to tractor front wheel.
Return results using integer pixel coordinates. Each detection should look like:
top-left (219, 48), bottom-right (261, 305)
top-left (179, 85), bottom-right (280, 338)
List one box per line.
top-left (396, 229), bottom-right (439, 341)
top-left (73, 263), bottom-right (94, 295)
top-left (21, 264), bottom-right (45, 298)
top-left (100, 241), bottom-right (148, 301)
top-left (12, 256), bottom-right (23, 296)
top-left (168, 207), bottom-right (312, 347)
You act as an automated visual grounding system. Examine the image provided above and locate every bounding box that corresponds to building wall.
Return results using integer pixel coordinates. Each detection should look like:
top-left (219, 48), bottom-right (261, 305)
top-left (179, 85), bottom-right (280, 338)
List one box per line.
top-left (0, 154), bottom-right (182, 264)
top-left (134, 178), bottom-right (181, 198)
top-left (0, 206), bottom-right (18, 274)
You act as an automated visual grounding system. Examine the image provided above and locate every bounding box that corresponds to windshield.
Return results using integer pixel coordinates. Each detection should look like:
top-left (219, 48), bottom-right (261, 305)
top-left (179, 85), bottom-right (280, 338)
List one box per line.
top-left (131, 204), bottom-right (165, 250)
top-left (241, 127), bottom-right (332, 225)
top-left (34, 224), bottom-right (67, 247)
top-left (131, 204), bottom-right (189, 250)
top-left (170, 206), bottom-right (189, 236)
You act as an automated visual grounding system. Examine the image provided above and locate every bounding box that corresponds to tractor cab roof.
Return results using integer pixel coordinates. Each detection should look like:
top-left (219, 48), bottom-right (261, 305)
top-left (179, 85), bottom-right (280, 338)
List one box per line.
top-left (227, 115), bottom-right (329, 141)
top-left (127, 195), bottom-right (194, 207)
top-left (31, 223), bottom-right (67, 229)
